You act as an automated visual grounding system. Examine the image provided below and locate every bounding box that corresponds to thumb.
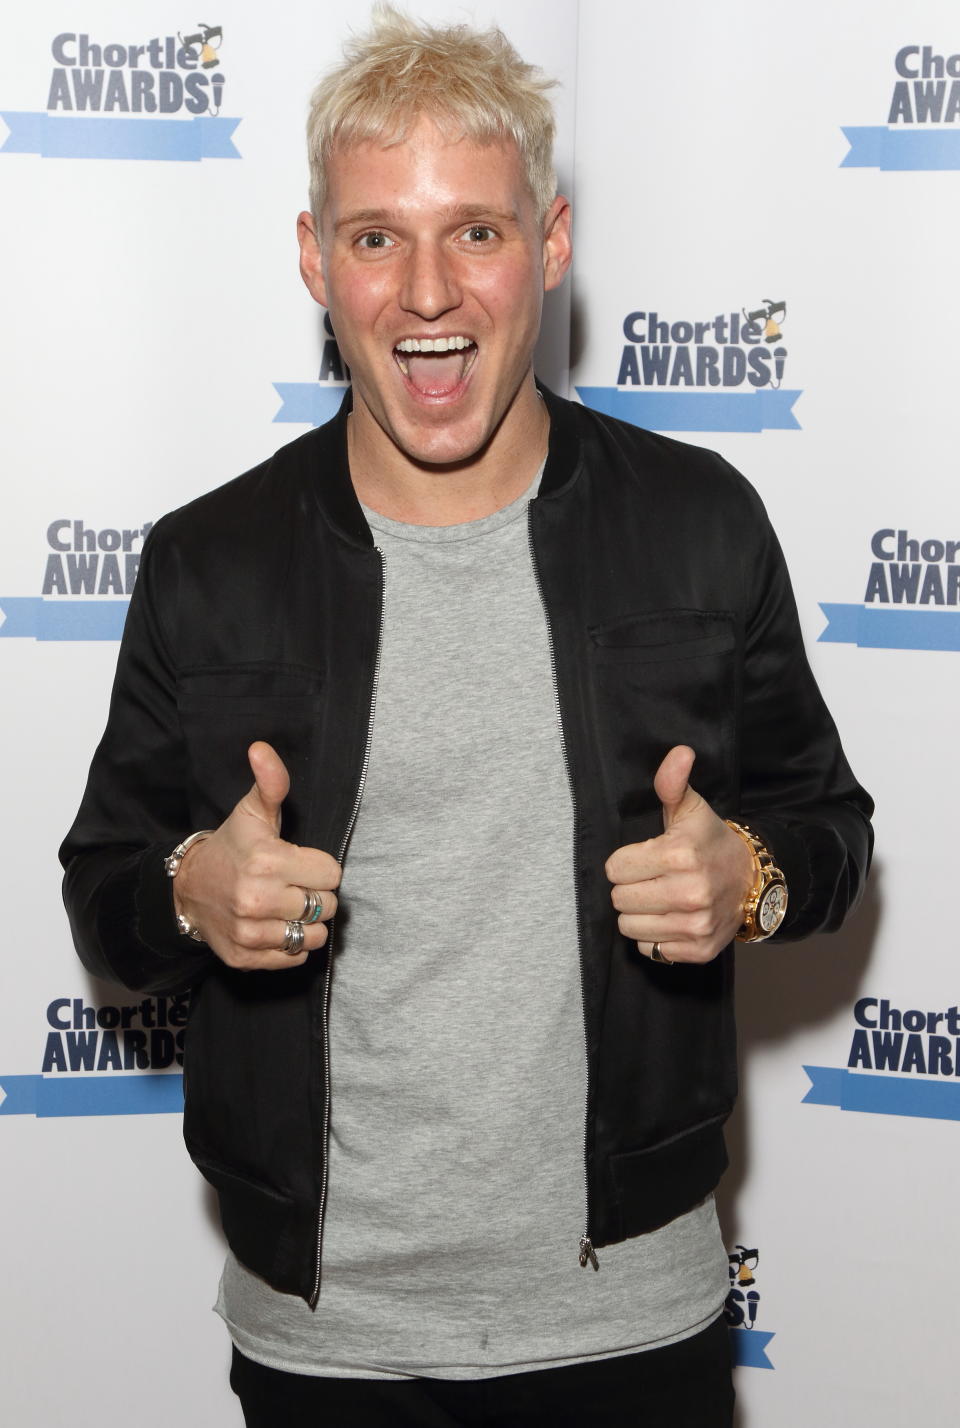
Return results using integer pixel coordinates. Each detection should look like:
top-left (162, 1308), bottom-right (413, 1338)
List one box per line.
top-left (653, 744), bottom-right (701, 830)
top-left (244, 741), bottom-right (290, 834)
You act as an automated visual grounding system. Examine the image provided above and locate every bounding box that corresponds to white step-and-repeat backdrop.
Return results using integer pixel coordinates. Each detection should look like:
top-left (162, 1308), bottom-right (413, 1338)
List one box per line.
top-left (2, 3), bottom-right (954, 1422)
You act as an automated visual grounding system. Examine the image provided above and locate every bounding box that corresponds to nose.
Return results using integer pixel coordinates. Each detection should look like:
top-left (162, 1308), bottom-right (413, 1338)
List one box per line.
top-left (399, 240), bottom-right (461, 320)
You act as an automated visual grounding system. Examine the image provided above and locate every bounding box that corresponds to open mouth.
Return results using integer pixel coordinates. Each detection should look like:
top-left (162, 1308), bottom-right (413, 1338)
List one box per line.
top-left (394, 336), bottom-right (477, 398)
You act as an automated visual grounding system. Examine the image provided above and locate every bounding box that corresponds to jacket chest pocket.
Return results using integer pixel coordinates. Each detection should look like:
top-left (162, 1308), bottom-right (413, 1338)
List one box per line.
top-left (177, 664), bottom-right (324, 838)
top-left (588, 610), bottom-right (739, 824)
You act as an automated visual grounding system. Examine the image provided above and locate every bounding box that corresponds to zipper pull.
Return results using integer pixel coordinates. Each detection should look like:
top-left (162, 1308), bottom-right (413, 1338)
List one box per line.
top-left (578, 1236), bottom-right (599, 1271)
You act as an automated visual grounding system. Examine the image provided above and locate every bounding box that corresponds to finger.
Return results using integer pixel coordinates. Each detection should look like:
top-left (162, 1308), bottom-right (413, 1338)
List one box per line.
top-left (271, 917), bottom-right (330, 956)
top-left (251, 951), bottom-right (312, 971)
top-left (637, 937), bottom-right (717, 966)
top-left (605, 834), bottom-right (694, 886)
top-left (233, 841), bottom-right (342, 896)
top-left (653, 744), bottom-right (701, 829)
top-left (610, 879), bottom-right (677, 916)
top-left (244, 741), bottom-right (291, 832)
top-left (208, 917), bottom-right (328, 973)
top-left (615, 912), bottom-right (693, 945)
top-left (282, 846), bottom-right (343, 892)
top-left (227, 945), bottom-right (314, 973)
top-left (232, 915), bottom-right (331, 958)
top-left (639, 940), bottom-right (676, 965)
top-left (282, 886), bottom-right (339, 924)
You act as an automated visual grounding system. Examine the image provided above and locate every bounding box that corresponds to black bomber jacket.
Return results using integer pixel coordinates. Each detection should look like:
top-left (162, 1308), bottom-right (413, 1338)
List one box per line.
top-left (61, 387), bottom-right (873, 1304)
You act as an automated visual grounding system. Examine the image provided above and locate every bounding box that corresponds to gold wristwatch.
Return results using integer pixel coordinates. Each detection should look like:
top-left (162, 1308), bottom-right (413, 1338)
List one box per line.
top-left (724, 821), bottom-right (788, 942)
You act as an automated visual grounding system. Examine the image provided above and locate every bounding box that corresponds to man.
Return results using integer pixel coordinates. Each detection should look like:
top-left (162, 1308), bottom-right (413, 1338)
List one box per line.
top-left (61, 8), bottom-right (872, 1425)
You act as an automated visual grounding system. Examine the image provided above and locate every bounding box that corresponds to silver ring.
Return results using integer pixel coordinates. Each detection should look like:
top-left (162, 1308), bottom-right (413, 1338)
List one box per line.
top-left (281, 920), bottom-right (305, 956)
top-left (301, 889), bottom-right (326, 925)
top-left (650, 942), bottom-right (673, 965)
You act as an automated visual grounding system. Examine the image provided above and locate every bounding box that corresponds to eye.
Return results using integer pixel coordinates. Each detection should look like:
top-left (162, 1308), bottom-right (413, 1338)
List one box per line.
top-left (356, 231), bottom-right (395, 251)
top-left (463, 225), bottom-right (496, 244)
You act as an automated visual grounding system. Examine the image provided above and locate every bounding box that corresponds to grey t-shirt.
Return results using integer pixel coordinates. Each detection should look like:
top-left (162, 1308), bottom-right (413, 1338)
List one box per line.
top-left (216, 472), bottom-right (727, 1378)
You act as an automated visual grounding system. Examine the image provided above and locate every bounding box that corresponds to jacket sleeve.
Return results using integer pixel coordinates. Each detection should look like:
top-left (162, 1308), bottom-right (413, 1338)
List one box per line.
top-left (730, 472), bottom-right (874, 939)
top-left (60, 520), bottom-right (215, 994)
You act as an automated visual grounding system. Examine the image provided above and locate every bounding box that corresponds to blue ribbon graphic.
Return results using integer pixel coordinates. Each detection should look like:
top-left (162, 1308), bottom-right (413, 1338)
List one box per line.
top-left (1, 112), bottom-right (240, 161)
top-left (729, 1328), bottom-right (775, 1370)
top-left (574, 388), bottom-right (801, 433)
top-left (0, 597), bottom-right (128, 641)
top-left (273, 383), bottom-right (348, 426)
top-left (0, 1073), bottom-right (183, 1117)
top-left (803, 1066), bottom-right (960, 1122)
top-left (818, 604), bottom-right (960, 652)
top-left (841, 126), bottom-right (960, 170)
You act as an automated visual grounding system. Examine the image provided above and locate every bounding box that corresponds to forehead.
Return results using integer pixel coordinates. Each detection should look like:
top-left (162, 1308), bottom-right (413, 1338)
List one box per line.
top-left (322, 118), bottom-right (531, 224)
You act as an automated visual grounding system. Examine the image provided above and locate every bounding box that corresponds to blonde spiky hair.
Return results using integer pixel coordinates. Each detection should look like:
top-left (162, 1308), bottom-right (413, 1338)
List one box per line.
top-left (307, 5), bottom-right (558, 224)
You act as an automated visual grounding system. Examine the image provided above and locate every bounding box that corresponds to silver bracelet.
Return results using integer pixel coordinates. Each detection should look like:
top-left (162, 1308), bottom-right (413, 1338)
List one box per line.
top-left (164, 829), bottom-right (216, 878)
top-left (165, 830), bottom-right (215, 943)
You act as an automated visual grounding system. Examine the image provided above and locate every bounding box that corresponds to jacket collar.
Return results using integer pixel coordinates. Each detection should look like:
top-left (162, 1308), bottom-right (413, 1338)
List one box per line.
top-left (537, 382), bottom-right (585, 499)
top-left (296, 381), bottom-right (584, 547)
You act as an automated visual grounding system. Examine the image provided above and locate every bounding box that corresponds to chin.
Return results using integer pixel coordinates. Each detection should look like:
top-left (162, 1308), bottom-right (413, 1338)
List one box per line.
top-left (390, 415), bottom-right (492, 469)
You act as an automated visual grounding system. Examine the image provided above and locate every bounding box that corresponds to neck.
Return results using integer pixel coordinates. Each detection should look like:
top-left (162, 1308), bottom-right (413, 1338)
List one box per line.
top-left (347, 381), bottom-right (548, 527)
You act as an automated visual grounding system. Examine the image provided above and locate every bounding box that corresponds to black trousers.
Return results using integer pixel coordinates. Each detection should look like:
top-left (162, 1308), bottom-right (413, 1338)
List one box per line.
top-left (230, 1315), bottom-right (734, 1427)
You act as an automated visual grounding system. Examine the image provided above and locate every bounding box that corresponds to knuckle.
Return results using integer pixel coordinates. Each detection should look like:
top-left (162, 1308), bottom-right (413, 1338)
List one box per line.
top-left (244, 849), bottom-right (275, 881)
top-left (692, 910), bottom-right (716, 939)
top-left (694, 870), bottom-right (714, 901)
top-left (232, 920), bottom-right (265, 951)
top-left (667, 841), bottom-right (697, 874)
top-left (231, 888), bottom-right (262, 921)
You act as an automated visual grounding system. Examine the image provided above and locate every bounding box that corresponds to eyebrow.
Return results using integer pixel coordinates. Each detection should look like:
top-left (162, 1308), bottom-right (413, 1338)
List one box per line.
top-left (334, 204), bottom-right (521, 233)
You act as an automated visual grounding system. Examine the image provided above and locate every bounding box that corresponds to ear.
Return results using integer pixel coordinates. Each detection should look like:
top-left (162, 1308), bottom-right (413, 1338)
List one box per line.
top-left (541, 195), bottom-right (572, 293)
top-left (297, 210), bottom-right (328, 308)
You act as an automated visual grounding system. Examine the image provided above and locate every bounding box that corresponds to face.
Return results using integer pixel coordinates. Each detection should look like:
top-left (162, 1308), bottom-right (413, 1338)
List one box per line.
top-left (298, 118), bottom-right (571, 473)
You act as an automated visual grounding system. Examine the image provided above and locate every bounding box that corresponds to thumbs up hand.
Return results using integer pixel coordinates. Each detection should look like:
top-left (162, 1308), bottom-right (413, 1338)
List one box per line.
top-left (172, 741), bottom-right (341, 971)
top-left (604, 745), bottom-right (754, 965)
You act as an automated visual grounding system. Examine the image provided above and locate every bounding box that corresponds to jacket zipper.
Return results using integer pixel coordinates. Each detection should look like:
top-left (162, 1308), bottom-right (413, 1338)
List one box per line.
top-left (526, 510), bottom-right (599, 1273)
top-left (309, 548), bottom-right (386, 1308)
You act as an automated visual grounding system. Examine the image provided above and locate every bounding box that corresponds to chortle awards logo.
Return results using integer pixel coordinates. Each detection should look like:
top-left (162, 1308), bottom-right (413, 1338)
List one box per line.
top-left (576, 298), bottom-right (801, 434)
top-left (843, 44), bottom-right (960, 170)
top-left (274, 312), bottom-right (351, 427)
top-left (0, 994), bottom-right (186, 1119)
top-left (0, 517), bottom-right (151, 641)
top-left (725, 1242), bottom-right (775, 1370)
top-left (819, 526), bottom-right (960, 652)
top-left (804, 995), bottom-right (960, 1123)
top-left (1, 22), bottom-right (239, 162)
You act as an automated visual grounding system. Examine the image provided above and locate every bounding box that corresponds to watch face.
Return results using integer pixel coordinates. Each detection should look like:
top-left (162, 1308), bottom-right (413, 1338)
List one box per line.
top-left (758, 883), bottom-right (788, 933)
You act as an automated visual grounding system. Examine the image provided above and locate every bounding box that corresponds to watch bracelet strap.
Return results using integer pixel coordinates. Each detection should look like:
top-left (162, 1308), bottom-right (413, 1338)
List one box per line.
top-left (724, 820), bottom-right (786, 940)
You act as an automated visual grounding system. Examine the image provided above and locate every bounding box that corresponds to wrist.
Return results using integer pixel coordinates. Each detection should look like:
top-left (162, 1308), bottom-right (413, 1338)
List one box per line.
top-left (165, 830), bottom-right (215, 941)
top-left (724, 820), bottom-right (789, 942)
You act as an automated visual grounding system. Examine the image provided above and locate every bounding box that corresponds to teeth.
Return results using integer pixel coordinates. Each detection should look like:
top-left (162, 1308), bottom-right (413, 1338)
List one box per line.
top-left (395, 336), bottom-right (474, 353)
